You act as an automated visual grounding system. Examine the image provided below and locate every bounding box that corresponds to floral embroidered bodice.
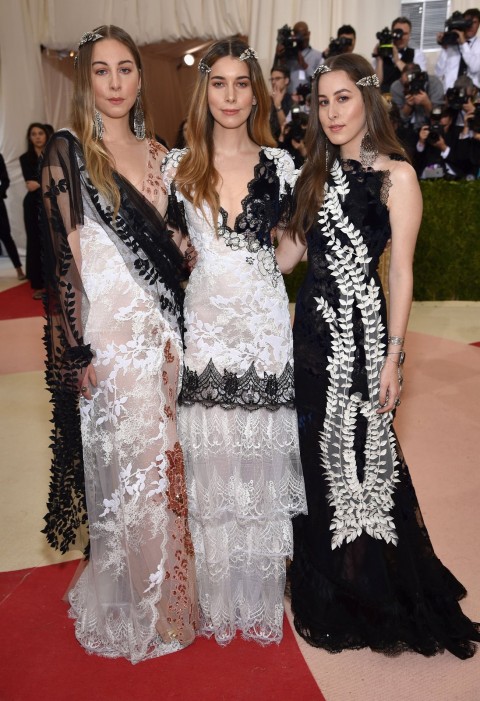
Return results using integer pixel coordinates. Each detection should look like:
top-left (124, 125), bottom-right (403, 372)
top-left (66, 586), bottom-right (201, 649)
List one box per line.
top-left (163, 147), bottom-right (298, 410)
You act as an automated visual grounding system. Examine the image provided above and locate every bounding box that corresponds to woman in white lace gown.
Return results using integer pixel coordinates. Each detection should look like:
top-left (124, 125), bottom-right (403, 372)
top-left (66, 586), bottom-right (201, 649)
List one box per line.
top-left (40, 26), bottom-right (197, 663)
top-left (162, 40), bottom-right (307, 646)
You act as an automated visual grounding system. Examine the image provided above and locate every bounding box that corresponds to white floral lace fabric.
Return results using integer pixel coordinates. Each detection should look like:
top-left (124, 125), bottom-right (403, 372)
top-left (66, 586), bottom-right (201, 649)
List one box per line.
top-left (68, 142), bottom-right (197, 663)
top-left (163, 147), bottom-right (306, 645)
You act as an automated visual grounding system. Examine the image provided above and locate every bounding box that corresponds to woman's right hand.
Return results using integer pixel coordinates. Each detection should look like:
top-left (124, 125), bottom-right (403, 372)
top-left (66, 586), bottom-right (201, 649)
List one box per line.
top-left (79, 364), bottom-right (97, 400)
top-left (26, 180), bottom-right (40, 192)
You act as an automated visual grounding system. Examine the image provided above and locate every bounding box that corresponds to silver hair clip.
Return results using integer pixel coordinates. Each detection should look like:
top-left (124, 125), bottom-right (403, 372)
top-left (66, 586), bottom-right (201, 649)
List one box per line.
top-left (356, 74), bottom-right (380, 88)
top-left (198, 60), bottom-right (211, 74)
top-left (239, 47), bottom-right (258, 61)
top-left (313, 64), bottom-right (332, 80)
top-left (75, 31), bottom-right (103, 67)
top-left (78, 31), bottom-right (103, 49)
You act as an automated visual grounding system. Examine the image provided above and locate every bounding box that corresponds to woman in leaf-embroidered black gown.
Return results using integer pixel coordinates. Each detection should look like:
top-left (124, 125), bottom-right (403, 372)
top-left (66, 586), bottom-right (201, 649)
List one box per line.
top-left (40, 26), bottom-right (197, 663)
top-left (276, 53), bottom-right (480, 659)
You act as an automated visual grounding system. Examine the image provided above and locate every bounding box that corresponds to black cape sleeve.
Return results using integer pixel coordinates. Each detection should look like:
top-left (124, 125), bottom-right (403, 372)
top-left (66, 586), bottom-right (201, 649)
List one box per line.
top-left (40, 131), bottom-right (91, 554)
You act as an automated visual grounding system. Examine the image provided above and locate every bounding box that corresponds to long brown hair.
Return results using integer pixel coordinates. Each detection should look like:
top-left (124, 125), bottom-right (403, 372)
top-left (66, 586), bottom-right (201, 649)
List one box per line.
top-left (71, 25), bottom-right (154, 215)
top-left (175, 39), bottom-right (275, 226)
top-left (290, 53), bottom-right (407, 241)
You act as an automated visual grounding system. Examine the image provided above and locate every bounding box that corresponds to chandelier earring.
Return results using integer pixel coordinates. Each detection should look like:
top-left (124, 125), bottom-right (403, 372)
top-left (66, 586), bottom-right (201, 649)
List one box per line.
top-left (359, 131), bottom-right (378, 169)
top-left (93, 109), bottom-right (104, 140)
top-left (133, 89), bottom-right (146, 140)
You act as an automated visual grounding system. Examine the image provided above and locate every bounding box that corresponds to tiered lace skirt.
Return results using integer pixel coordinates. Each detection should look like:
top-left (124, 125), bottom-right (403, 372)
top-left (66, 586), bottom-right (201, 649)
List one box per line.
top-left (178, 403), bottom-right (306, 645)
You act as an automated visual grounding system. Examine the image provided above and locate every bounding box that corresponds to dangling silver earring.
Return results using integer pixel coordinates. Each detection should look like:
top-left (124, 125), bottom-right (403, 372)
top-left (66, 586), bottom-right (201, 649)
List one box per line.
top-left (133, 90), bottom-right (146, 140)
top-left (93, 109), bottom-right (104, 140)
top-left (359, 132), bottom-right (378, 169)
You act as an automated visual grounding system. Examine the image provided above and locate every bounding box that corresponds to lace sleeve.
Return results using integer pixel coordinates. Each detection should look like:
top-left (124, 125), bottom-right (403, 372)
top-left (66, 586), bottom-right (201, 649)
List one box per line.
top-left (40, 130), bottom-right (91, 554)
top-left (41, 131), bottom-right (93, 394)
top-left (162, 148), bottom-right (189, 238)
top-left (266, 147), bottom-right (300, 229)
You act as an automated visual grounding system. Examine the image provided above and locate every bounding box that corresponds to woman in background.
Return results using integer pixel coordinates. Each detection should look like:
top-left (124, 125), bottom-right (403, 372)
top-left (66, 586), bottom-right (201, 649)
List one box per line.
top-left (41, 25), bottom-right (197, 663)
top-left (0, 152), bottom-right (25, 279)
top-left (20, 122), bottom-right (47, 297)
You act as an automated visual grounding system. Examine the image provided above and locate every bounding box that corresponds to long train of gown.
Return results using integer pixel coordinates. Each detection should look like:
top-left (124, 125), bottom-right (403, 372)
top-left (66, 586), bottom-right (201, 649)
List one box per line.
top-left (290, 157), bottom-right (480, 659)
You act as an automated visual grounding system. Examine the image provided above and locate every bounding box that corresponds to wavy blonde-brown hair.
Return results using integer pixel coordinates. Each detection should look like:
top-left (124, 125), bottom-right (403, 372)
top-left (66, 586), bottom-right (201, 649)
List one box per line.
top-left (290, 53), bottom-right (407, 242)
top-left (71, 25), bottom-right (154, 215)
top-left (175, 39), bottom-right (275, 225)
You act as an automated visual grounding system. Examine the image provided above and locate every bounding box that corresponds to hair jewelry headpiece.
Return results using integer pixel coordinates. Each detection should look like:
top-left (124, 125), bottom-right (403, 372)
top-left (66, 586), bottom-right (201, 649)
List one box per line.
top-left (198, 60), bottom-right (211, 74)
top-left (78, 31), bottom-right (103, 49)
top-left (239, 47), bottom-right (258, 61)
top-left (74, 30), bottom-right (103, 67)
top-left (356, 74), bottom-right (380, 88)
top-left (313, 64), bottom-right (332, 79)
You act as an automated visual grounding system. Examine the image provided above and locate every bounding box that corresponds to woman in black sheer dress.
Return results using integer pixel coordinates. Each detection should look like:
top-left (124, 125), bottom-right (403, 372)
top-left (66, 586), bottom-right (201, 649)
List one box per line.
top-left (276, 53), bottom-right (480, 659)
top-left (20, 123), bottom-right (48, 297)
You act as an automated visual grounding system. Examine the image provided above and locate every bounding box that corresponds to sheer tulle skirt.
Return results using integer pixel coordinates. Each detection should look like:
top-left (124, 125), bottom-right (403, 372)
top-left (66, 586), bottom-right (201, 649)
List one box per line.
top-left (178, 403), bottom-right (306, 645)
top-left (68, 225), bottom-right (198, 663)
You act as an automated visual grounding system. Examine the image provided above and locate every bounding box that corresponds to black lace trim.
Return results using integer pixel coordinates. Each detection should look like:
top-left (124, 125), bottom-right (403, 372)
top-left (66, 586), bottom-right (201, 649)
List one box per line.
top-left (180, 359), bottom-right (294, 411)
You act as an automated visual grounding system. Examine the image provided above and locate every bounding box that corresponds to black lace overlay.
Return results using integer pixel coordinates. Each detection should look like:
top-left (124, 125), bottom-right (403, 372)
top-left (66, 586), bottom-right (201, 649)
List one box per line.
top-left (290, 158), bottom-right (480, 659)
top-left (219, 150), bottom-right (292, 247)
top-left (166, 182), bottom-right (189, 239)
top-left (181, 359), bottom-right (294, 410)
top-left (218, 151), bottom-right (293, 286)
top-left (40, 130), bottom-right (185, 555)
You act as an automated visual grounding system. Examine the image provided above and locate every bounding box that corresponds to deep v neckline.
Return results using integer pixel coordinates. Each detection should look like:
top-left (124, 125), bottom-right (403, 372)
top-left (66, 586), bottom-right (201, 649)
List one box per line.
top-left (114, 139), bottom-right (150, 194)
top-left (218, 148), bottom-right (264, 232)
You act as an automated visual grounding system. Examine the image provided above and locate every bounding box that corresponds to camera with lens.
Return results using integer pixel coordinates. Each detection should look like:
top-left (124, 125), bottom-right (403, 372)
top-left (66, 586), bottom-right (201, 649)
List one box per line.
top-left (446, 86), bottom-right (469, 110)
top-left (375, 27), bottom-right (404, 58)
top-left (467, 103), bottom-right (480, 133)
top-left (327, 36), bottom-right (353, 57)
top-left (439, 11), bottom-right (473, 46)
top-left (295, 81), bottom-right (311, 104)
top-left (426, 108), bottom-right (444, 144)
top-left (404, 70), bottom-right (428, 95)
top-left (276, 25), bottom-right (302, 59)
top-left (288, 108), bottom-right (309, 142)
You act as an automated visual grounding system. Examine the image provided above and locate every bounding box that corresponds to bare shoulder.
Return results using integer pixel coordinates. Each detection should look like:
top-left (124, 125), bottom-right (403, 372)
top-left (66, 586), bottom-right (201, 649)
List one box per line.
top-left (386, 158), bottom-right (422, 218)
top-left (387, 159), bottom-right (418, 187)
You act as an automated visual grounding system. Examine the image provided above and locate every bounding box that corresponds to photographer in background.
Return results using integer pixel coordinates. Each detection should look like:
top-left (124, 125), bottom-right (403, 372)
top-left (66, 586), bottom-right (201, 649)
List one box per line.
top-left (278, 108), bottom-right (308, 168)
top-left (390, 63), bottom-right (444, 133)
top-left (459, 98), bottom-right (480, 172)
top-left (373, 16), bottom-right (426, 93)
top-left (322, 25), bottom-right (356, 59)
top-left (274, 21), bottom-right (323, 95)
top-left (446, 75), bottom-right (478, 127)
top-left (414, 106), bottom-right (477, 179)
top-left (435, 8), bottom-right (480, 90)
top-left (269, 66), bottom-right (293, 141)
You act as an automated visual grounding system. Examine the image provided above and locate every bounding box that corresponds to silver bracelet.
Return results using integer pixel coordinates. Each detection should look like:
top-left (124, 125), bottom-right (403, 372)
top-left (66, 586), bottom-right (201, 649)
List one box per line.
top-left (388, 335), bottom-right (404, 345)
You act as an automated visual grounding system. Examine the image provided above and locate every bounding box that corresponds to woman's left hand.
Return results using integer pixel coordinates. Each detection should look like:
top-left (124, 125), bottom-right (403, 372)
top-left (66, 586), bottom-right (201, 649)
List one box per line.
top-left (377, 359), bottom-right (402, 414)
top-left (184, 240), bottom-right (198, 272)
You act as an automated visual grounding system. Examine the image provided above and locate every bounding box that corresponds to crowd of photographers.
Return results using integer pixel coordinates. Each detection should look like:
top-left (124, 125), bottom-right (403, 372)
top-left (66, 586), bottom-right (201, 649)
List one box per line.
top-left (269, 10), bottom-right (480, 180)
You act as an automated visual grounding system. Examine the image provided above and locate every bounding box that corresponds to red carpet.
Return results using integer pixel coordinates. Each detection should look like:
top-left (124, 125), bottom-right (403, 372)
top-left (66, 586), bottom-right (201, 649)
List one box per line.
top-left (0, 561), bottom-right (325, 701)
top-left (0, 282), bottom-right (43, 320)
